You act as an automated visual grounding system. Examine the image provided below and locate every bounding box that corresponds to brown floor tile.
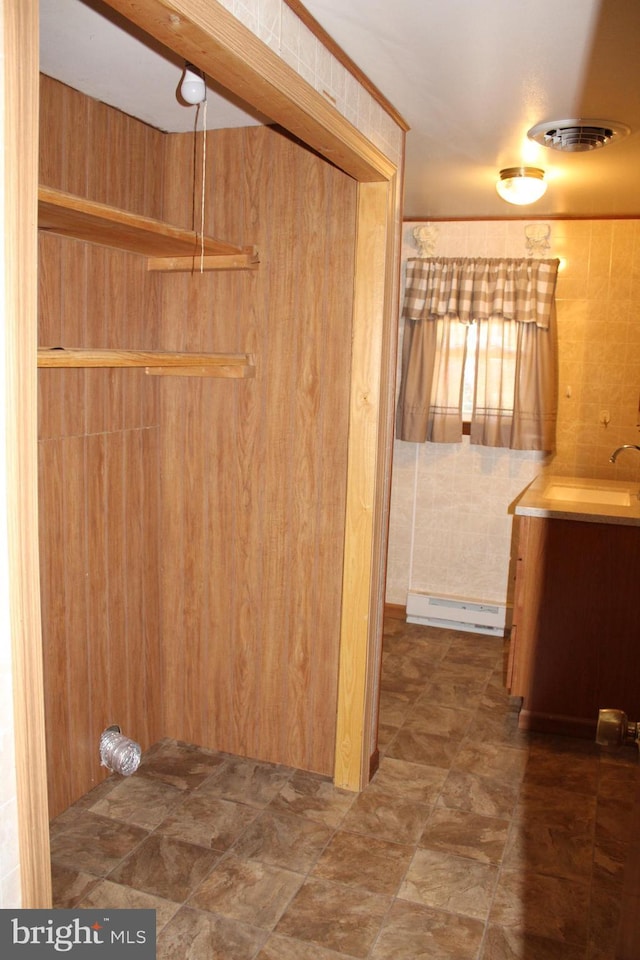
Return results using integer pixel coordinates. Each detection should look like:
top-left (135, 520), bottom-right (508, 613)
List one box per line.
top-left (376, 722), bottom-right (399, 752)
top-left (50, 777), bottom-right (119, 827)
top-left (341, 786), bottom-right (431, 844)
top-left (369, 755), bottom-right (447, 804)
top-left (595, 790), bottom-right (636, 843)
top-left (404, 700), bottom-right (475, 740)
top-left (523, 743), bottom-right (599, 795)
top-left (232, 808), bottom-right (332, 872)
top-left (109, 834), bottom-right (220, 901)
top-left (137, 739), bottom-right (227, 791)
top-left (425, 676), bottom-right (488, 708)
top-left (464, 709), bottom-right (528, 749)
top-left (49, 813), bottom-right (148, 877)
top-left (312, 829), bottom-right (414, 895)
top-left (386, 727), bottom-right (461, 767)
top-left (51, 863), bottom-right (101, 908)
top-left (257, 934), bottom-right (359, 959)
top-left (453, 740), bottom-right (529, 784)
top-left (370, 898), bottom-right (484, 960)
top-left (420, 807), bottom-right (510, 864)
top-left (480, 924), bottom-right (586, 959)
top-left (592, 835), bottom-right (630, 886)
top-left (77, 879), bottom-right (180, 931)
top-left (89, 773), bottom-right (184, 829)
top-left (189, 854), bottom-right (304, 929)
top-left (381, 634), bottom-right (450, 664)
top-left (275, 877), bottom-right (390, 958)
top-left (587, 887), bottom-right (623, 959)
top-left (381, 651), bottom-right (434, 687)
top-left (514, 779), bottom-right (596, 831)
top-left (47, 619), bottom-right (640, 960)
top-left (443, 639), bottom-right (503, 669)
top-left (269, 770), bottom-right (355, 827)
top-left (399, 847), bottom-right (498, 920)
top-left (438, 768), bottom-right (519, 819)
top-left (195, 757), bottom-right (294, 807)
top-left (156, 792), bottom-right (258, 850)
top-left (429, 660), bottom-right (496, 686)
top-left (157, 905), bottom-right (266, 960)
top-left (490, 866), bottom-right (590, 944)
top-left (378, 690), bottom-right (414, 727)
top-left (503, 819), bottom-right (595, 881)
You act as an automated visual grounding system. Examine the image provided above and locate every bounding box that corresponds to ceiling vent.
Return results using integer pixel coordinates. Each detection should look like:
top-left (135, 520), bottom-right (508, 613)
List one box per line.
top-left (528, 119), bottom-right (631, 152)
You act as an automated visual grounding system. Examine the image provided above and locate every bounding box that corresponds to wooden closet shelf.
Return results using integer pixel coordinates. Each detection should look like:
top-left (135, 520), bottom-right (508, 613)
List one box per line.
top-left (38, 348), bottom-right (256, 379)
top-left (38, 186), bottom-right (259, 271)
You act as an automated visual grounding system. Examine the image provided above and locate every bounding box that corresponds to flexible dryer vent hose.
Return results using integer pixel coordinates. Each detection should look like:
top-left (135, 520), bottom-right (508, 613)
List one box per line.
top-left (99, 724), bottom-right (141, 777)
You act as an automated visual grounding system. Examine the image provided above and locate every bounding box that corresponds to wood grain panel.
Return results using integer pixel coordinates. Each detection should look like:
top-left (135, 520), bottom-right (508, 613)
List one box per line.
top-left (39, 78), bottom-right (361, 809)
top-left (158, 125), bottom-right (355, 774)
top-left (38, 77), bottom-right (165, 818)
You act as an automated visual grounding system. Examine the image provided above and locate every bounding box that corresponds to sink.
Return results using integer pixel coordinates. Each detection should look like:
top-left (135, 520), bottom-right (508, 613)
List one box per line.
top-left (543, 483), bottom-right (632, 507)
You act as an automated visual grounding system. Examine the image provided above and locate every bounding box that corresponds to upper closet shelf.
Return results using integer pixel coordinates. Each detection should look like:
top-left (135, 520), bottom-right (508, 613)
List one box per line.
top-left (38, 348), bottom-right (255, 379)
top-left (38, 186), bottom-right (259, 272)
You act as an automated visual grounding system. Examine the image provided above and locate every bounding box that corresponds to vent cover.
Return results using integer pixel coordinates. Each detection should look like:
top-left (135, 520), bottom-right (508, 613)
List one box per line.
top-left (528, 119), bottom-right (631, 152)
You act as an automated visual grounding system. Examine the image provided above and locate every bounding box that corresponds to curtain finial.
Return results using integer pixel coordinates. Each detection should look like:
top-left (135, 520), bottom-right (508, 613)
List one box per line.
top-left (525, 223), bottom-right (551, 258)
top-left (412, 223), bottom-right (439, 258)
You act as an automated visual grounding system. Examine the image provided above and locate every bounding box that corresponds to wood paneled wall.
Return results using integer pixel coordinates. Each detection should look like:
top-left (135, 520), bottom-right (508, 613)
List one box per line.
top-left (38, 77), bottom-right (165, 817)
top-left (157, 125), bottom-right (356, 774)
top-left (38, 77), bottom-right (357, 816)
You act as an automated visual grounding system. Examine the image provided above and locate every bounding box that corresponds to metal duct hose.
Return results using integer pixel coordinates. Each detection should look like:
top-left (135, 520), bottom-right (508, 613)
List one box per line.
top-left (99, 724), bottom-right (141, 776)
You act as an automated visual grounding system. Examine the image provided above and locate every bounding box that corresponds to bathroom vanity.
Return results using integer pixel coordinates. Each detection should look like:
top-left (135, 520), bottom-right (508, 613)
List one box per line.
top-left (508, 476), bottom-right (640, 738)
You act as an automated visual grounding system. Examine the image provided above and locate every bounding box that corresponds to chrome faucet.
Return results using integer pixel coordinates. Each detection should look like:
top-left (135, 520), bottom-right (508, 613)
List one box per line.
top-left (609, 444), bottom-right (640, 462)
top-left (609, 444), bottom-right (640, 500)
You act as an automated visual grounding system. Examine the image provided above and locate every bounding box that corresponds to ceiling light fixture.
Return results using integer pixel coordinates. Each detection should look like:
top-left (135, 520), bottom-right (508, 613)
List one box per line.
top-left (496, 167), bottom-right (547, 205)
top-left (180, 63), bottom-right (206, 105)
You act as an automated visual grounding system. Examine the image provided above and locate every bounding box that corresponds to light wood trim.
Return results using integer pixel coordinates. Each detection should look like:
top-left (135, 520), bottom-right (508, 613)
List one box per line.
top-left (147, 250), bottom-right (259, 271)
top-left (282, 0), bottom-right (409, 133)
top-left (39, 185), bottom-right (246, 258)
top-left (334, 181), bottom-right (388, 791)
top-left (38, 347), bottom-right (255, 377)
top-left (5, 0), bottom-right (51, 906)
top-left (145, 363), bottom-right (255, 378)
top-left (103, 0), bottom-right (396, 184)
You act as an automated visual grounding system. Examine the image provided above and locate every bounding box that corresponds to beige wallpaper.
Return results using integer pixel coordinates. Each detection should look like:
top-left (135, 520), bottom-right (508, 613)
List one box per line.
top-left (386, 219), bottom-right (640, 608)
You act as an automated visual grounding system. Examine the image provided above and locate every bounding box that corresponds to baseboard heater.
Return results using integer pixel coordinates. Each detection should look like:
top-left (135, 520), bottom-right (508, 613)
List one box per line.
top-left (406, 592), bottom-right (511, 637)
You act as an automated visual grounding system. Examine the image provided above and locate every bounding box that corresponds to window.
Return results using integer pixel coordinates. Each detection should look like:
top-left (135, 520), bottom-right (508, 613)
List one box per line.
top-left (397, 257), bottom-right (559, 451)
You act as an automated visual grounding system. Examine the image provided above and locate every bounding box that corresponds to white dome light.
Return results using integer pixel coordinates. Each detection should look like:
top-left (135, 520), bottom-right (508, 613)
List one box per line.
top-left (496, 167), bottom-right (547, 205)
top-left (180, 63), bottom-right (206, 105)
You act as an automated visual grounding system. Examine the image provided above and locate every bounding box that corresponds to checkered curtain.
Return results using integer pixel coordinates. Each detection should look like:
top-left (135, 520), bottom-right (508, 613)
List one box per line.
top-left (397, 257), bottom-right (560, 450)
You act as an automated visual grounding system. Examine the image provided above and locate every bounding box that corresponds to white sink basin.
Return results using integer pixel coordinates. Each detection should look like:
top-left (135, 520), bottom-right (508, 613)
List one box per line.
top-left (543, 483), bottom-right (632, 507)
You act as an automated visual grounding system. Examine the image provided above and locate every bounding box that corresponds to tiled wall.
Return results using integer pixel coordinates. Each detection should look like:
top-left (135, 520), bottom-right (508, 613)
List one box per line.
top-left (386, 219), bottom-right (640, 607)
top-left (217, 0), bottom-right (404, 163)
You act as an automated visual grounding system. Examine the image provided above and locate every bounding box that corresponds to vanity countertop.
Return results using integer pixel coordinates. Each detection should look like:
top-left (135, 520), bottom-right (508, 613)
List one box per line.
top-left (514, 474), bottom-right (640, 526)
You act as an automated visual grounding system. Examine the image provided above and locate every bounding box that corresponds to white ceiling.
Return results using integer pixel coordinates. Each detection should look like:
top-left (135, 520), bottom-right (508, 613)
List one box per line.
top-left (39, 0), bottom-right (640, 219)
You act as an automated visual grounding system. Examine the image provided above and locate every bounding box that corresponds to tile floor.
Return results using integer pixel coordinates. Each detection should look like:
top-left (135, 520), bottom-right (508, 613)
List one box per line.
top-left (50, 617), bottom-right (639, 959)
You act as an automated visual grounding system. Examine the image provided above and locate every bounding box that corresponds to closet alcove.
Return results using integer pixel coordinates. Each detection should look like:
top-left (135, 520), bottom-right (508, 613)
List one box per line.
top-left (8, 0), bottom-right (404, 904)
top-left (38, 71), bottom-right (360, 818)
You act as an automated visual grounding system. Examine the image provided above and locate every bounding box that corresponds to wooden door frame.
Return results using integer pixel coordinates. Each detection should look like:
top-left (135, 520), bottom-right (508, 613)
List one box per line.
top-left (8, 0), bottom-right (403, 903)
top-left (4, 0), bottom-right (50, 906)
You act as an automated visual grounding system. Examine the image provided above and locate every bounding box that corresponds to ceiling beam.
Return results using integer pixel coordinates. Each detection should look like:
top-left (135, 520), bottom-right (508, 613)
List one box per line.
top-left (102, 0), bottom-right (396, 183)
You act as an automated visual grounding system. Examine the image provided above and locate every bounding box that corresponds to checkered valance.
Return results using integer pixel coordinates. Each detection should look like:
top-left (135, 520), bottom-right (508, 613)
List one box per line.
top-left (402, 257), bottom-right (560, 328)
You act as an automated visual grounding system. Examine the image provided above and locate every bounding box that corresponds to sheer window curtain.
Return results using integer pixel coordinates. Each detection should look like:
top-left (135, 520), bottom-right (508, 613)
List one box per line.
top-left (396, 257), bottom-right (560, 451)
